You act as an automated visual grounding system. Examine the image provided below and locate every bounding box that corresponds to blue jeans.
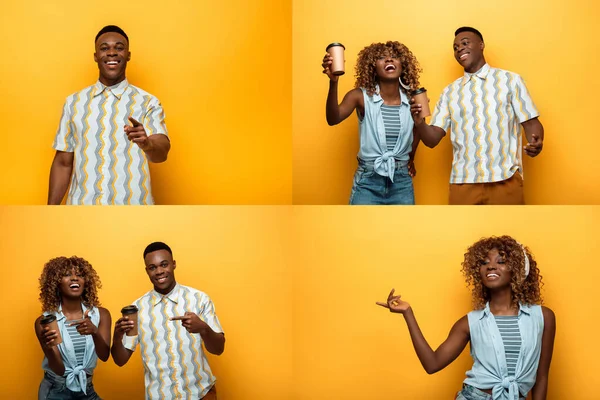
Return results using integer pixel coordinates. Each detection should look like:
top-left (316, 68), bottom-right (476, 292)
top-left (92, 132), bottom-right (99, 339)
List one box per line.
top-left (349, 160), bottom-right (415, 205)
top-left (39, 373), bottom-right (101, 400)
top-left (455, 384), bottom-right (526, 400)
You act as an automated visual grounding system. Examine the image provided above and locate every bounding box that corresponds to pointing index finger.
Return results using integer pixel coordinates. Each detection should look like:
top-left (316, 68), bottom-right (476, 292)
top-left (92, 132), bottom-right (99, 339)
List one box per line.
top-left (128, 116), bottom-right (142, 127)
top-left (170, 315), bottom-right (189, 321)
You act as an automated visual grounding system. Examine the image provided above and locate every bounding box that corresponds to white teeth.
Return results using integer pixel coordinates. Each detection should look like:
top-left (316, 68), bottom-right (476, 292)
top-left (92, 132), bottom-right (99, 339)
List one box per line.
top-left (106, 61), bottom-right (118, 65)
top-left (487, 274), bottom-right (499, 278)
top-left (460, 54), bottom-right (469, 60)
top-left (70, 284), bottom-right (80, 288)
top-left (385, 65), bottom-right (395, 71)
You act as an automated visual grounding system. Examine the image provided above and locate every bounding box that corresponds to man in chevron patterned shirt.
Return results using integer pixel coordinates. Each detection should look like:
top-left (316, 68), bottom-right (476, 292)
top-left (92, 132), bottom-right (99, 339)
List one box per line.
top-left (111, 242), bottom-right (225, 399)
top-left (411, 27), bottom-right (544, 205)
top-left (48, 25), bottom-right (171, 205)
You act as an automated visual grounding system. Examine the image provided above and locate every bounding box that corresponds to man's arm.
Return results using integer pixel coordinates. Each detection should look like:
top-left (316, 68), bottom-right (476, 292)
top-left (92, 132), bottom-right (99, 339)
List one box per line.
top-left (125, 117), bottom-right (170, 163)
top-left (172, 312), bottom-right (225, 355)
top-left (199, 324), bottom-right (225, 355)
top-left (143, 134), bottom-right (171, 163)
top-left (410, 98), bottom-right (446, 148)
top-left (48, 151), bottom-right (74, 205)
top-left (522, 117), bottom-right (544, 157)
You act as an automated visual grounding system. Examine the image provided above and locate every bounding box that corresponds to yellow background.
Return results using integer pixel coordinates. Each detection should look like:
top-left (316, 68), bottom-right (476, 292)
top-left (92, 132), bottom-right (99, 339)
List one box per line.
top-left (0, 0), bottom-right (291, 205)
top-left (293, 0), bottom-right (600, 204)
top-left (0, 206), bottom-right (598, 398)
top-left (292, 206), bottom-right (599, 399)
top-left (0, 207), bottom-right (292, 399)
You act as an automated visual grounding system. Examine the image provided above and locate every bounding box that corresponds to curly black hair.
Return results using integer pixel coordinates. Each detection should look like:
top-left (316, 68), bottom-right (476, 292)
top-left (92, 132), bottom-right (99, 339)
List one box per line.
top-left (38, 256), bottom-right (102, 312)
top-left (355, 41), bottom-right (422, 96)
top-left (461, 236), bottom-right (543, 309)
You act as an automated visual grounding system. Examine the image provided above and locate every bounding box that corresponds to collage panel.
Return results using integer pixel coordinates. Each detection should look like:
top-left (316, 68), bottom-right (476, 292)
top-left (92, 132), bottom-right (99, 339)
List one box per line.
top-left (1, 0), bottom-right (599, 398)
top-left (293, 206), bottom-right (599, 399)
top-left (0, 0), bottom-right (292, 205)
top-left (293, 0), bottom-right (600, 205)
top-left (0, 206), bottom-right (292, 399)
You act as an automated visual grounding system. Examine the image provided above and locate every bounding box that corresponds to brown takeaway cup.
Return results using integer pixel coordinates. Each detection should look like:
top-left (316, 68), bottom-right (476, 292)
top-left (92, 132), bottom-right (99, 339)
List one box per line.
top-left (326, 43), bottom-right (345, 76)
top-left (121, 305), bottom-right (139, 336)
top-left (410, 87), bottom-right (431, 118)
top-left (40, 314), bottom-right (62, 346)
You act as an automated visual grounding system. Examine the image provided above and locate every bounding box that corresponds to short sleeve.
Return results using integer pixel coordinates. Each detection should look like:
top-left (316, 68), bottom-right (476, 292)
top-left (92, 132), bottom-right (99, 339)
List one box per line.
top-left (122, 333), bottom-right (139, 351)
top-left (430, 85), bottom-right (451, 131)
top-left (144, 97), bottom-right (168, 137)
top-left (510, 74), bottom-right (539, 123)
top-left (52, 100), bottom-right (76, 152)
top-left (197, 293), bottom-right (223, 334)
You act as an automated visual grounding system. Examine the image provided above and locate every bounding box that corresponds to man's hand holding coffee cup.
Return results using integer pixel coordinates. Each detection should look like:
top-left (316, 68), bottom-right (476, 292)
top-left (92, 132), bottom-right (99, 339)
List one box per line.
top-left (410, 97), bottom-right (426, 125)
top-left (114, 316), bottom-right (136, 336)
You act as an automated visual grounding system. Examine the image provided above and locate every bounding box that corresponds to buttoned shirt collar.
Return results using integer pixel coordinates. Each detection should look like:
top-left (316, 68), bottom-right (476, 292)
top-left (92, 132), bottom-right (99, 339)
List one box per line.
top-left (93, 78), bottom-right (129, 99)
top-left (461, 63), bottom-right (491, 85)
top-left (151, 282), bottom-right (181, 306)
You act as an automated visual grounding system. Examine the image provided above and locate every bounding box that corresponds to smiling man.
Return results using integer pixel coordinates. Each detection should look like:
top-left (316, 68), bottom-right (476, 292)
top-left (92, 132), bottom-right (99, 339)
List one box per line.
top-left (48, 25), bottom-right (170, 205)
top-left (111, 242), bottom-right (225, 400)
top-left (411, 27), bottom-right (544, 205)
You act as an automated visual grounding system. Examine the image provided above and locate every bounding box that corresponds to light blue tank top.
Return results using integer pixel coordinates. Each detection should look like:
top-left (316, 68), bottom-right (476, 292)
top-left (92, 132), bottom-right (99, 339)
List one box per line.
top-left (357, 86), bottom-right (414, 182)
top-left (41, 304), bottom-right (100, 394)
top-left (464, 303), bottom-right (544, 400)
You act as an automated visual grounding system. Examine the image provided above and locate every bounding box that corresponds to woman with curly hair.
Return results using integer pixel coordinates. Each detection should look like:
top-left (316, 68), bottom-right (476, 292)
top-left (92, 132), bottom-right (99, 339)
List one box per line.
top-left (376, 236), bottom-right (555, 399)
top-left (35, 256), bottom-right (111, 399)
top-left (322, 40), bottom-right (423, 204)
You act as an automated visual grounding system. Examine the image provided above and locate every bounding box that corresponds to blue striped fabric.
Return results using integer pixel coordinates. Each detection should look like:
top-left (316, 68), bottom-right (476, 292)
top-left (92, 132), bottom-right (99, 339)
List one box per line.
top-left (380, 104), bottom-right (402, 152)
top-left (495, 315), bottom-right (522, 377)
top-left (65, 321), bottom-right (87, 367)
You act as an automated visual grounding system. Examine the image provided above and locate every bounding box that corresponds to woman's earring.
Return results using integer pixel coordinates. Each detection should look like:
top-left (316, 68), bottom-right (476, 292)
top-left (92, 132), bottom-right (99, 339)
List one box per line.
top-left (399, 77), bottom-right (411, 91)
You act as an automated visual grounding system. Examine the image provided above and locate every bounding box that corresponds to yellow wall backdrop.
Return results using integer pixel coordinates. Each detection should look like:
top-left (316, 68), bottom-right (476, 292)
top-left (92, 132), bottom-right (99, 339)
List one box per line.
top-left (293, 0), bottom-right (600, 204)
top-left (0, 0), bottom-right (291, 205)
top-left (0, 207), bottom-right (292, 399)
top-left (292, 206), bottom-right (599, 399)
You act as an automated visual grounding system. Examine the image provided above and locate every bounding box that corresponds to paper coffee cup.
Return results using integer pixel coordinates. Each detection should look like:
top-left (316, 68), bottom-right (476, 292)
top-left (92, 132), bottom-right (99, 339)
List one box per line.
top-left (326, 43), bottom-right (345, 76)
top-left (40, 314), bottom-right (62, 346)
top-left (410, 87), bottom-right (431, 118)
top-left (121, 305), bottom-right (139, 336)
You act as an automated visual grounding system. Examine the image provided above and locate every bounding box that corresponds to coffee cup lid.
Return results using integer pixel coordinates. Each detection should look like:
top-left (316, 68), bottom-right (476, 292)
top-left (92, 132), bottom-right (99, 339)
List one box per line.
top-left (121, 305), bottom-right (139, 314)
top-left (410, 87), bottom-right (427, 95)
top-left (41, 314), bottom-right (57, 324)
top-left (326, 42), bottom-right (345, 51)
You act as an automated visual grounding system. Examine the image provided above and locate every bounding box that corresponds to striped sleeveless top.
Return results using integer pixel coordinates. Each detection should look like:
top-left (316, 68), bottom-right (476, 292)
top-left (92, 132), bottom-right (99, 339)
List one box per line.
top-left (494, 315), bottom-right (522, 377)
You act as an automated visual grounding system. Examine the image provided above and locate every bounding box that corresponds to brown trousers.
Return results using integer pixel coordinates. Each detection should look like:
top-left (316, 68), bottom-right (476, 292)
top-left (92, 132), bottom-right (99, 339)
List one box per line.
top-left (449, 173), bottom-right (524, 205)
top-left (202, 385), bottom-right (217, 400)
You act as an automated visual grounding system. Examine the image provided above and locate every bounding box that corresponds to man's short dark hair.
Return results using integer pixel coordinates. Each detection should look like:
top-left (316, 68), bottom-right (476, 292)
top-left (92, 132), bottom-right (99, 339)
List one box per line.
top-left (95, 25), bottom-right (129, 44)
top-left (455, 26), bottom-right (483, 42)
top-left (144, 242), bottom-right (172, 258)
